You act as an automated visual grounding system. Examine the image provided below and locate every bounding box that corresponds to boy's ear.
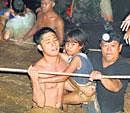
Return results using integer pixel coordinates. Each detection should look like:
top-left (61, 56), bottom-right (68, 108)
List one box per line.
top-left (37, 44), bottom-right (43, 51)
top-left (80, 45), bottom-right (84, 49)
top-left (119, 44), bottom-right (122, 53)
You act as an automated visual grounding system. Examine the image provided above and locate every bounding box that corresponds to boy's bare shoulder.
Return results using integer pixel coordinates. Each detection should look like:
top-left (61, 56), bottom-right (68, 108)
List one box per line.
top-left (32, 59), bottom-right (45, 68)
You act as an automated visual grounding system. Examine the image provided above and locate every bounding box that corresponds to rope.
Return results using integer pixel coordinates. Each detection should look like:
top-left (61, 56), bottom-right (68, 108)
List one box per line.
top-left (0, 67), bottom-right (130, 79)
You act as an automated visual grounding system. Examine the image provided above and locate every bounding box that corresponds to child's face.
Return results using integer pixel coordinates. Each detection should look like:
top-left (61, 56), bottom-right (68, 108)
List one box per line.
top-left (40, 32), bottom-right (60, 56)
top-left (65, 38), bottom-right (82, 56)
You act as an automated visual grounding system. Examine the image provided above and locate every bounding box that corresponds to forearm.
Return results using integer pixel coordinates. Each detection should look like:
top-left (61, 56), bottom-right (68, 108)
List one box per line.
top-left (63, 92), bottom-right (82, 104)
top-left (22, 24), bottom-right (38, 41)
top-left (63, 91), bottom-right (92, 104)
top-left (101, 78), bottom-right (122, 92)
top-left (3, 30), bottom-right (12, 40)
top-left (32, 79), bottom-right (45, 107)
top-left (39, 76), bottom-right (69, 83)
top-left (56, 83), bottom-right (64, 108)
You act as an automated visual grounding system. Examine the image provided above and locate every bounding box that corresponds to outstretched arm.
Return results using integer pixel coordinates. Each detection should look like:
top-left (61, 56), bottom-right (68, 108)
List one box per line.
top-left (39, 56), bottom-right (80, 83)
top-left (121, 14), bottom-right (130, 31)
top-left (90, 70), bottom-right (123, 92)
top-left (55, 17), bottom-right (64, 45)
top-left (120, 14), bottom-right (130, 45)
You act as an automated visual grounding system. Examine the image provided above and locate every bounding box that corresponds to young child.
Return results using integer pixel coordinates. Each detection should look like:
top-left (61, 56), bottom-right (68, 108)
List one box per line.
top-left (27, 27), bottom-right (68, 113)
top-left (61, 28), bottom-right (100, 113)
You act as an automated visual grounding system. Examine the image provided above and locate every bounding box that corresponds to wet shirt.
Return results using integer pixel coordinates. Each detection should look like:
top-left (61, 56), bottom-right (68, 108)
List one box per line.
top-left (5, 12), bottom-right (36, 41)
top-left (88, 52), bottom-right (130, 113)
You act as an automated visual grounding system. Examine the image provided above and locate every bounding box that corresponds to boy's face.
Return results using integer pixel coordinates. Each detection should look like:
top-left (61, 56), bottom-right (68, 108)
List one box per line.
top-left (65, 37), bottom-right (82, 56)
top-left (39, 32), bottom-right (60, 56)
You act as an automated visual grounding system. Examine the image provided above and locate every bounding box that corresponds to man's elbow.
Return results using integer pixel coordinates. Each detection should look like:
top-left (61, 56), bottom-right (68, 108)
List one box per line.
top-left (112, 83), bottom-right (123, 92)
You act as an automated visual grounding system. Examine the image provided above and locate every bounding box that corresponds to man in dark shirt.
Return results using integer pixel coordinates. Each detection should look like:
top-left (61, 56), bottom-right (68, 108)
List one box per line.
top-left (88, 31), bottom-right (130, 113)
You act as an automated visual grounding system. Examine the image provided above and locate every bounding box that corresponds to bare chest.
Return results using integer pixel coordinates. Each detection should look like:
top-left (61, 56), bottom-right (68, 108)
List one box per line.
top-left (38, 16), bottom-right (56, 30)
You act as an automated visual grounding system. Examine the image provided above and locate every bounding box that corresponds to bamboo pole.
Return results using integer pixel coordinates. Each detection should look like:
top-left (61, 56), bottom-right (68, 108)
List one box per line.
top-left (0, 67), bottom-right (130, 79)
top-left (0, 67), bottom-right (28, 73)
top-left (9, 39), bottom-right (36, 45)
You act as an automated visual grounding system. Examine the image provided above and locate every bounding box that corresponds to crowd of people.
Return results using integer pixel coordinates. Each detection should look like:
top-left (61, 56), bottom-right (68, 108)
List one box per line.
top-left (0, 0), bottom-right (130, 113)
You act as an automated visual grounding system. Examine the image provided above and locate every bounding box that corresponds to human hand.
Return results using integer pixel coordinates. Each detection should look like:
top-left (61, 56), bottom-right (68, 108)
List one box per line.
top-left (56, 103), bottom-right (61, 108)
top-left (90, 71), bottom-right (102, 80)
top-left (80, 84), bottom-right (96, 97)
top-left (124, 29), bottom-right (130, 45)
top-left (36, 7), bottom-right (41, 13)
top-left (120, 14), bottom-right (130, 31)
top-left (15, 38), bottom-right (25, 45)
top-left (28, 65), bottom-right (39, 79)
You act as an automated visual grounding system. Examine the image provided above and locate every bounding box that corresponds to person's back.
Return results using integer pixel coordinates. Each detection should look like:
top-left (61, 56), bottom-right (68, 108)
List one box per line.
top-left (3, 0), bottom-right (36, 42)
top-left (5, 12), bottom-right (35, 40)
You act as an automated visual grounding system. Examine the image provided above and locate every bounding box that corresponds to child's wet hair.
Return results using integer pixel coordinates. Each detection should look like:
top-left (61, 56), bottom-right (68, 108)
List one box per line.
top-left (12, 0), bottom-right (25, 13)
top-left (66, 28), bottom-right (88, 46)
top-left (33, 27), bottom-right (57, 45)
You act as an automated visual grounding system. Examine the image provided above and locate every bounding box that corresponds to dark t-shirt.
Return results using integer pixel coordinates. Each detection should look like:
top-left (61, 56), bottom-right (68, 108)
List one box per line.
top-left (88, 52), bottom-right (130, 113)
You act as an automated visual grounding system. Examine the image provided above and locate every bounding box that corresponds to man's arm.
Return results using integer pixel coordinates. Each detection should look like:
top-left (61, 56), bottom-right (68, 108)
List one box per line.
top-left (31, 76), bottom-right (45, 107)
top-left (55, 16), bottom-right (64, 44)
top-left (100, 0), bottom-right (113, 22)
top-left (101, 78), bottom-right (123, 92)
top-left (39, 75), bottom-right (69, 83)
top-left (39, 56), bottom-right (80, 83)
top-left (3, 29), bottom-right (12, 40)
top-left (90, 71), bottom-right (123, 92)
top-left (28, 65), bottom-right (45, 107)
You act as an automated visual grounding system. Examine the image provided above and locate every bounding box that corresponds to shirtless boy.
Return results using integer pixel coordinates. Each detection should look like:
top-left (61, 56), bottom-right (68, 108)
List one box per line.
top-left (27, 27), bottom-right (68, 113)
top-left (18, 0), bottom-right (64, 45)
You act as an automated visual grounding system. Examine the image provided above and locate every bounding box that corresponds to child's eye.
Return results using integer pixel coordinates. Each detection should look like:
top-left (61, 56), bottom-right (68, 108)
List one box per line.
top-left (46, 41), bottom-right (51, 44)
top-left (72, 43), bottom-right (76, 46)
top-left (54, 39), bottom-right (58, 42)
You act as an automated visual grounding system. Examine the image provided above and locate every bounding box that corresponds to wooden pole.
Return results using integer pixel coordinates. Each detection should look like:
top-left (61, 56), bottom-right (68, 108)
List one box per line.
top-left (0, 67), bottom-right (130, 79)
top-left (9, 39), bottom-right (36, 45)
top-left (0, 67), bottom-right (28, 73)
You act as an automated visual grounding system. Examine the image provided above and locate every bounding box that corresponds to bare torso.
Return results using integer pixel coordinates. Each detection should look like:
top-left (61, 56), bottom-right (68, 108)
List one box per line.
top-left (35, 11), bottom-right (64, 43)
top-left (35, 57), bottom-right (68, 108)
